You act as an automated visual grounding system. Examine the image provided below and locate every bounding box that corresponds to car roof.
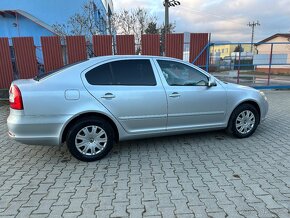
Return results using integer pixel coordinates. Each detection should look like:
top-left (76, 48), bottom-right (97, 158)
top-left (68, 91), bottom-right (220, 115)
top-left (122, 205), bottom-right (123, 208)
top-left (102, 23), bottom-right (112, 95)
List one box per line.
top-left (76, 55), bottom-right (180, 69)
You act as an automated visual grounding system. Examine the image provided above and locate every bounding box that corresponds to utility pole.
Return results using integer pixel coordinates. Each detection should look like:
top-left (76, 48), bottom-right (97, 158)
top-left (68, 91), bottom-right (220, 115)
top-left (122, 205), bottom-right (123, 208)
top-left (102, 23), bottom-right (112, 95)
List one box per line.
top-left (163, 0), bottom-right (180, 55)
top-left (247, 21), bottom-right (260, 53)
top-left (164, 0), bottom-right (169, 34)
top-left (164, 0), bottom-right (181, 34)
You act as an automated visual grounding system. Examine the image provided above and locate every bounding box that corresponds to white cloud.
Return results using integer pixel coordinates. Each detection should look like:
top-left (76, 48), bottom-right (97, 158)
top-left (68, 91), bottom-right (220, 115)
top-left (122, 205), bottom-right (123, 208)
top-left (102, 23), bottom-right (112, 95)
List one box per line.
top-left (113, 0), bottom-right (290, 42)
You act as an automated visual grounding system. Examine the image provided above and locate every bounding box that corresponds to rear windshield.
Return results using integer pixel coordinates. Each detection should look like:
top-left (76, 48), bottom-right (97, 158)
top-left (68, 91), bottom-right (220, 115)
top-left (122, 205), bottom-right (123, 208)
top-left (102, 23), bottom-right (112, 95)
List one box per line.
top-left (34, 60), bottom-right (88, 81)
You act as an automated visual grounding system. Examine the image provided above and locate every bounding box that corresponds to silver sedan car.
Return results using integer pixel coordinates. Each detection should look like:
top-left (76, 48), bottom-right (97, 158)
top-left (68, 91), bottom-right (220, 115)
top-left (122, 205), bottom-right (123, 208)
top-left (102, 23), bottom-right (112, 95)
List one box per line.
top-left (7, 55), bottom-right (268, 161)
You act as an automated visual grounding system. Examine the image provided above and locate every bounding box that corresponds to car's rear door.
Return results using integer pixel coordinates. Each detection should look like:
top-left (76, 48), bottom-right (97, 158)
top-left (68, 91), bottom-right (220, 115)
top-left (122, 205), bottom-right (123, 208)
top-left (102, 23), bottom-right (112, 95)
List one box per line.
top-left (82, 58), bottom-right (167, 134)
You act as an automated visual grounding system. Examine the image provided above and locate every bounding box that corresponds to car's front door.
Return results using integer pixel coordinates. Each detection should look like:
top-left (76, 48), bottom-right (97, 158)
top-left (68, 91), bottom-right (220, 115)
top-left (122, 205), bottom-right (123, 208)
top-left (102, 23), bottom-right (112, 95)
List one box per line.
top-left (83, 58), bottom-right (167, 134)
top-left (154, 59), bottom-right (227, 131)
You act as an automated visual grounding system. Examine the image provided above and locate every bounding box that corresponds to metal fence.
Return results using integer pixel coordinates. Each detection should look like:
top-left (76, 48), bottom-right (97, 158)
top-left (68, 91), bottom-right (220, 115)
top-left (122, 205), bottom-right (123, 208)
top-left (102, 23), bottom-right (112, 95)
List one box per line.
top-left (1, 35), bottom-right (290, 92)
top-left (207, 42), bottom-right (290, 89)
top-left (0, 33), bottom-right (209, 90)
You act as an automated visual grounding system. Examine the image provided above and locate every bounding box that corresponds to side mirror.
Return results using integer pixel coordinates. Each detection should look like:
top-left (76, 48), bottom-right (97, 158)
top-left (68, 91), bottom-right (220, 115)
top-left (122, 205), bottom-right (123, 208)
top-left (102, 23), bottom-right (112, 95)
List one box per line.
top-left (208, 76), bottom-right (217, 87)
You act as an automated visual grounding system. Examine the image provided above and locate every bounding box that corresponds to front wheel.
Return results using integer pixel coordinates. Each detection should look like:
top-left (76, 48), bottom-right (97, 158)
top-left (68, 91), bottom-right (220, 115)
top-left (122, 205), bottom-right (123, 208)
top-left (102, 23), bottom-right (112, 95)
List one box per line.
top-left (66, 117), bottom-right (114, 162)
top-left (227, 104), bottom-right (260, 138)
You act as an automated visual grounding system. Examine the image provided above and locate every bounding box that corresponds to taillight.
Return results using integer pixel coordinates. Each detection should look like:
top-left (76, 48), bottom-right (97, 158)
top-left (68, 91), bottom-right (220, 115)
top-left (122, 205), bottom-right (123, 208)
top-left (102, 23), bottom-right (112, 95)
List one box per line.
top-left (9, 85), bottom-right (23, 110)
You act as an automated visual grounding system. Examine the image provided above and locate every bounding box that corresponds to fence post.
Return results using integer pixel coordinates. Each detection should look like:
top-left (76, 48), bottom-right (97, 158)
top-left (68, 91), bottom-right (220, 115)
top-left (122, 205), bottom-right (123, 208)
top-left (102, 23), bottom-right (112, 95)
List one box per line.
top-left (206, 34), bottom-right (211, 72)
top-left (267, 43), bottom-right (273, 86)
top-left (237, 49), bottom-right (241, 84)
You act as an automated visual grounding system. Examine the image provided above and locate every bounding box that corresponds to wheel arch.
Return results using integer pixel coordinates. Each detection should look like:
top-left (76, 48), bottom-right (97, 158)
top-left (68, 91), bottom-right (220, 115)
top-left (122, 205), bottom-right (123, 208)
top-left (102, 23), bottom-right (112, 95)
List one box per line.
top-left (61, 112), bottom-right (119, 144)
top-left (228, 100), bottom-right (261, 126)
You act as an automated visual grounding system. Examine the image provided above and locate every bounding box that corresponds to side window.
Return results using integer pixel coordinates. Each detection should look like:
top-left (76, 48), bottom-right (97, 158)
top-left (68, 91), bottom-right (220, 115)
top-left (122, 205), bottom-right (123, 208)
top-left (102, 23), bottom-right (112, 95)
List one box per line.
top-left (85, 63), bottom-right (113, 85)
top-left (157, 60), bottom-right (208, 86)
top-left (110, 60), bottom-right (156, 86)
top-left (85, 60), bottom-right (156, 86)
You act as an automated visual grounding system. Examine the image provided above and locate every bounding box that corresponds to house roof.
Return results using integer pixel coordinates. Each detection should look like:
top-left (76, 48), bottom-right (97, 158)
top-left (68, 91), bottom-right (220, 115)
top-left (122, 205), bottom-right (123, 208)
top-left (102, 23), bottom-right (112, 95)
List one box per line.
top-left (258, 33), bottom-right (290, 43)
top-left (0, 10), bottom-right (60, 36)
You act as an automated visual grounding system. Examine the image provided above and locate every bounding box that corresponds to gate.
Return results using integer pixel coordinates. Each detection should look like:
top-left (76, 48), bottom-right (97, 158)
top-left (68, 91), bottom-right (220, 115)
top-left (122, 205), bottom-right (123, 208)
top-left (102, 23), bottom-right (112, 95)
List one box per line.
top-left (41, 36), bottom-right (64, 72)
top-left (13, 37), bottom-right (38, 79)
top-left (0, 38), bottom-right (13, 89)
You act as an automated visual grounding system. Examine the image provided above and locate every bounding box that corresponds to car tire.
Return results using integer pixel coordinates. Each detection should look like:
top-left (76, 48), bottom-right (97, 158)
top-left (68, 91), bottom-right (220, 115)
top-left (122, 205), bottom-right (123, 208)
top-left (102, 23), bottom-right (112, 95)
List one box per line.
top-left (227, 104), bottom-right (260, 138)
top-left (66, 117), bottom-right (114, 162)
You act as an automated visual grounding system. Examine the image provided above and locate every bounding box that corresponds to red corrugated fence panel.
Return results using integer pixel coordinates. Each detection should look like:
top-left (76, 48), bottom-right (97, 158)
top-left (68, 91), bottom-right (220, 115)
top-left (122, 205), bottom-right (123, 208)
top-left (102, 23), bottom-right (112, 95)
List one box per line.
top-left (93, 35), bottom-right (112, 56)
top-left (116, 35), bottom-right (135, 55)
top-left (41, 36), bottom-right (64, 72)
top-left (141, 34), bottom-right (160, 56)
top-left (189, 33), bottom-right (209, 66)
top-left (13, 37), bottom-right (38, 79)
top-left (165, 33), bottom-right (184, 60)
top-left (0, 38), bottom-right (13, 89)
top-left (66, 36), bottom-right (87, 64)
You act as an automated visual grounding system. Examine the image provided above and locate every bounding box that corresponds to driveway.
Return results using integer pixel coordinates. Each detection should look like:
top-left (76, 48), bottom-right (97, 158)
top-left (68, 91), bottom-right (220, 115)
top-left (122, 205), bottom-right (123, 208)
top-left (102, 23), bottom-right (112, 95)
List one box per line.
top-left (0, 91), bottom-right (290, 217)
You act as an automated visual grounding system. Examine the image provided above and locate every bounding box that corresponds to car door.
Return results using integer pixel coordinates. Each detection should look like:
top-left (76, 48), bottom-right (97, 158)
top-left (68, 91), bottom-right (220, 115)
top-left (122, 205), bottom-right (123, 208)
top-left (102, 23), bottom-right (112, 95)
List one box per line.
top-left (154, 59), bottom-right (227, 131)
top-left (83, 58), bottom-right (167, 134)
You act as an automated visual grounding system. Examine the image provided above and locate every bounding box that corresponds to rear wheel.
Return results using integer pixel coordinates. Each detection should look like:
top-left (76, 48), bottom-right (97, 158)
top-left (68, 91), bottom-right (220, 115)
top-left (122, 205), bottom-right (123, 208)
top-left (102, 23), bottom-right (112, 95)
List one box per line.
top-left (227, 104), bottom-right (259, 138)
top-left (66, 117), bottom-right (114, 161)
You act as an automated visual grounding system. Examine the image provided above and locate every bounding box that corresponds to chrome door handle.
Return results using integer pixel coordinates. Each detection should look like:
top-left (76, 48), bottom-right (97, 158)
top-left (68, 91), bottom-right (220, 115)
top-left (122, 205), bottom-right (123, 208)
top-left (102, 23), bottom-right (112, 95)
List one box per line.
top-left (169, 92), bottom-right (181, 98)
top-left (101, 93), bottom-right (115, 99)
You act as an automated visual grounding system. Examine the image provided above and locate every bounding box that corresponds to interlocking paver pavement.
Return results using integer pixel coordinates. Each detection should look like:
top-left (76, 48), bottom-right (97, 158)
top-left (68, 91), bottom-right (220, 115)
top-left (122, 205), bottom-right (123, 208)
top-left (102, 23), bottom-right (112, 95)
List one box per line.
top-left (1, 91), bottom-right (290, 217)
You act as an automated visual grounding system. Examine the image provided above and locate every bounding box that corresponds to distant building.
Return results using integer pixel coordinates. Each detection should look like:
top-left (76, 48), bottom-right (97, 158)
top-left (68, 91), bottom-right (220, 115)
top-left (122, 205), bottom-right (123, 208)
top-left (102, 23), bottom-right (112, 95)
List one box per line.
top-left (210, 42), bottom-right (252, 59)
top-left (0, 0), bottom-right (114, 42)
top-left (0, 10), bottom-right (59, 45)
top-left (255, 33), bottom-right (290, 73)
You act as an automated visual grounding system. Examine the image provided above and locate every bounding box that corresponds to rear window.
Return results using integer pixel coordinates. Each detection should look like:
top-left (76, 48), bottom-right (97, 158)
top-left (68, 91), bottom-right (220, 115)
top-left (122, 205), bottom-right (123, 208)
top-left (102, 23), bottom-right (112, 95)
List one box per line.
top-left (34, 60), bottom-right (88, 81)
top-left (85, 59), bottom-right (156, 86)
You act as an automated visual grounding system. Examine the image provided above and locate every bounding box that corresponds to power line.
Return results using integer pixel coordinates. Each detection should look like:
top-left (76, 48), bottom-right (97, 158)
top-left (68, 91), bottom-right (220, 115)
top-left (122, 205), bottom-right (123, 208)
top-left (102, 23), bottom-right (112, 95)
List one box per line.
top-left (247, 21), bottom-right (260, 52)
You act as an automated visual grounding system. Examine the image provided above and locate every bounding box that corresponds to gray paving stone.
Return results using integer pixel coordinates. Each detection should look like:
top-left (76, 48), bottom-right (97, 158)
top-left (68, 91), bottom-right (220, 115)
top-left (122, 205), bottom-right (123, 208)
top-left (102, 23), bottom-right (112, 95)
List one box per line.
top-left (219, 204), bottom-right (244, 218)
top-left (64, 197), bottom-right (85, 213)
top-left (229, 196), bottom-right (255, 211)
top-left (127, 208), bottom-right (145, 218)
top-left (172, 199), bottom-right (192, 215)
top-left (53, 192), bottom-right (74, 206)
top-left (189, 205), bottom-right (208, 218)
top-left (16, 206), bottom-right (38, 218)
top-left (142, 200), bottom-right (161, 217)
top-left (95, 209), bottom-right (113, 217)
top-left (32, 199), bottom-right (55, 215)
top-left (62, 212), bottom-right (81, 218)
top-left (249, 202), bottom-right (277, 217)
top-left (96, 195), bottom-right (114, 211)
top-left (257, 195), bottom-right (284, 209)
top-left (110, 202), bottom-right (129, 217)
top-left (238, 210), bottom-right (259, 217)
top-left (156, 193), bottom-right (174, 208)
top-left (270, 208), bottom-right (290, 218)
top-left (200, 198), bottom-right (223, 213)
top-left (49, 205), bottom-right (68, 217)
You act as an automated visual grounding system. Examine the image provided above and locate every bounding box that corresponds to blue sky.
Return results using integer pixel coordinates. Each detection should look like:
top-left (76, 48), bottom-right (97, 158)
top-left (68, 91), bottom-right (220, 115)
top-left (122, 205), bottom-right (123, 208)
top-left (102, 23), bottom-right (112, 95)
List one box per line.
top-left (114, 0), bottom-right (290, 42)
top-left (1, 0), bottom-right (289, 42)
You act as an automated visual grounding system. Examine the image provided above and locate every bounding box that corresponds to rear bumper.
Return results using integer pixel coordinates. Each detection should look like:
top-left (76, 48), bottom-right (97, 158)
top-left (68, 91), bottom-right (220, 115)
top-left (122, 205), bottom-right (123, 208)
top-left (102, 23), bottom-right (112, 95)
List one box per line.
top-left (7, 112), bottom-right (70, 146)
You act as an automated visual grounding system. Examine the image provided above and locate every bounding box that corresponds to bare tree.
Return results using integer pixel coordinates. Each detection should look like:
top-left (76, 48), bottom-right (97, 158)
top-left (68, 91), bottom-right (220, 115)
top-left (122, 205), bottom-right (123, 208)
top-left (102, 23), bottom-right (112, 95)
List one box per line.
top-left (52, 0), bottom-right (106, 39)
top-left (111, 8), bottom-right (157, 42)
top-left (110, 8), bottom-right (159, 54)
